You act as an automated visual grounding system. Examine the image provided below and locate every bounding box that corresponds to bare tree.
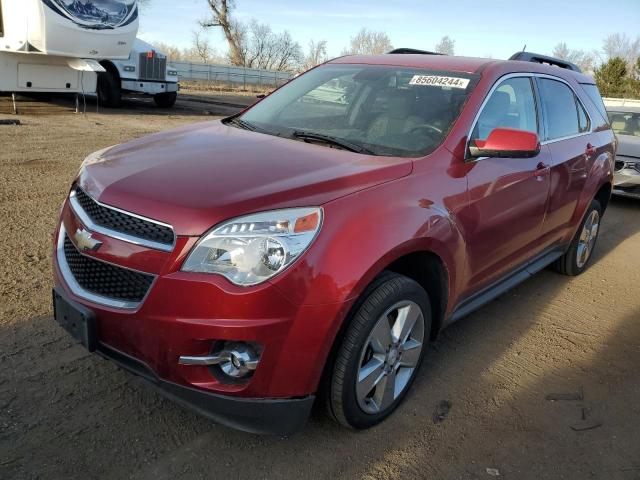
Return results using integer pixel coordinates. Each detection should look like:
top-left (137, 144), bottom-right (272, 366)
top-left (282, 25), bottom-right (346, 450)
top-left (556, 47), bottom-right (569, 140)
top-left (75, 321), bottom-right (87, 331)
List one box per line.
top-left (244, 21), bottom-right (303, 71)
top-left (342, 28), bottom-right (393, 55)
top-left (151, 42), bottom-right (186, 62)
top-left (192, 30), bottom-right (214, 63)
top-left (601, 33), bottom-right (640, 67)
top-left (552, 42), bottom-right (595, 73)
top-left (302, 39), bottom-right (328, 71)
top-left (200, 0), bottom-right (247, 66)
top-left (434, 36), bottom-right (455, 56)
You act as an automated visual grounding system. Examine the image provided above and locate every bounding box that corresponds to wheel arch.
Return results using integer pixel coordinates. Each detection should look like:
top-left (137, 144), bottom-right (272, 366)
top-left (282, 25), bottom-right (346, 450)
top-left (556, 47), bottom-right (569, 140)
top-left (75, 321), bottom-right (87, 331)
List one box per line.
top-left (316, 247), bottom-right (451, 402)
top-left (99, 60), bottom-right (121, 80)
top-left (594, 181), bottom-right (612, 214)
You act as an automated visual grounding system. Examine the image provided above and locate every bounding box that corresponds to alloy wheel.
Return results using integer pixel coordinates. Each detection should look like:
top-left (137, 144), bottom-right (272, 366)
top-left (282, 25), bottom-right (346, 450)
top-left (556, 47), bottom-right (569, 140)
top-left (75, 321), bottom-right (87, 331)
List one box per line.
top-left (576, 210), bottom-right (600, 268)
top-left (356, 300), bottom-right (425, 414)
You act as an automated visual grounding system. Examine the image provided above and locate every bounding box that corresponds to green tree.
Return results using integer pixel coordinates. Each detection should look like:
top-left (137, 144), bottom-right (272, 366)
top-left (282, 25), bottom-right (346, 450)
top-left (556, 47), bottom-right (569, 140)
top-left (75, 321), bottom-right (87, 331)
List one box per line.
top-left (626, 57), bottom-right (640, 98)
top-left (594, 57), bottom-right (628, 97)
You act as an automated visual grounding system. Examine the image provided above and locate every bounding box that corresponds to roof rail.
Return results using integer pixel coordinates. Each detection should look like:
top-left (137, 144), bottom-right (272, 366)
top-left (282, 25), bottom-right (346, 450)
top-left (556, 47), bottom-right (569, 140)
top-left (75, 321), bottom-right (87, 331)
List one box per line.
top-left (388, 48), bottom-right (444, 55)
top-left (509, 51), bottom-right (582, 73)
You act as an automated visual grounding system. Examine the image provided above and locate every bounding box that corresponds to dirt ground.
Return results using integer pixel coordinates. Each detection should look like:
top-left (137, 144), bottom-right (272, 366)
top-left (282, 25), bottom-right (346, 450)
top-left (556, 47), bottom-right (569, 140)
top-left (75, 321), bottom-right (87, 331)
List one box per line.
top-left (0, 93), bottom-right (639, 480)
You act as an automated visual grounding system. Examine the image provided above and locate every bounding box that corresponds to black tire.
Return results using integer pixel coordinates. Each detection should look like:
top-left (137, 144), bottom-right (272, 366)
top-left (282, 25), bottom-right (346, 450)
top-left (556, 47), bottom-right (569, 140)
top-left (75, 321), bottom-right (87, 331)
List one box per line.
top-left (327, 272), bottom-right (431, 429)
top-left (96, 71), bottom-right (122, 108)
top-left (552, 199), bottom-right (602, 276)
top-left (154, 92), bottom-right (177, 108)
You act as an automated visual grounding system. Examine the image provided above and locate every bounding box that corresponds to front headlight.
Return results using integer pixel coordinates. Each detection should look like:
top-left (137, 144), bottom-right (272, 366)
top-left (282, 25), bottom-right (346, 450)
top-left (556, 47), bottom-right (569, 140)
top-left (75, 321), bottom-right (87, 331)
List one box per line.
top-left (78, 145), bottom-right (117, 175)
top-left (182, 208), bottom-right (323, 286)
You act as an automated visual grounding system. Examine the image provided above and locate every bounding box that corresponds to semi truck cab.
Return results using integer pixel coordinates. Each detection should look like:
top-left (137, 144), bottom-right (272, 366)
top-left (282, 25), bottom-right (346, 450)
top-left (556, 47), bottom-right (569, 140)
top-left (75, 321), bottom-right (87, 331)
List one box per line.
top-left (98, 38), bottom-right (180, 108)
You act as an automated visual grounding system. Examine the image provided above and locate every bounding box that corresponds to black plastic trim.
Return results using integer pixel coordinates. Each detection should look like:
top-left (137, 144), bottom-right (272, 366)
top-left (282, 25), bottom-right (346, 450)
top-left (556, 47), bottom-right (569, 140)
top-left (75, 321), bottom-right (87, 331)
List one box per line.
top-left (388, 48), bottom-right (444, 55)
top-left (449, 245), bottom-right (566, 323)
top-left (96, 343), bottom-right (315, 436)
top-left (509, 51), bottom-right (581, 72)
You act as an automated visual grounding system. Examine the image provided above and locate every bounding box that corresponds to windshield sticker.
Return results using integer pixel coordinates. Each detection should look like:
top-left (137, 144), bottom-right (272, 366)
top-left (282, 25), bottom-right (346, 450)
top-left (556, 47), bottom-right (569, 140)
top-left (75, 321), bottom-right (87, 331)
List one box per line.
top-left (409, 75), bottom-right (470, 89)
top-left (43, 0), bottom-right (138, 30)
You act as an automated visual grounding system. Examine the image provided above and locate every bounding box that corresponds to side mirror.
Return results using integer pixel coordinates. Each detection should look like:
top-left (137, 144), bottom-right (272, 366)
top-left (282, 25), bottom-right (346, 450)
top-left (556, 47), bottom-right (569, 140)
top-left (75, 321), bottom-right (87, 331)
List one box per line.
top-left (469, 127), bottom-right (541, 159)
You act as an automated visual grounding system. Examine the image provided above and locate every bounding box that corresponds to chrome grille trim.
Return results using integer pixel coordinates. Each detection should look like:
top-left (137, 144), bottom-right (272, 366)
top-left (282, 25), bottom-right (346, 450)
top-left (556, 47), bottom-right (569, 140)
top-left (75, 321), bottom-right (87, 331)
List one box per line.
top-left (69, 188), bottom-right (176, 252)
top-left (56, 225), bottom-right (157, 310)
top-left (139, 52), bottom-right (167, 81)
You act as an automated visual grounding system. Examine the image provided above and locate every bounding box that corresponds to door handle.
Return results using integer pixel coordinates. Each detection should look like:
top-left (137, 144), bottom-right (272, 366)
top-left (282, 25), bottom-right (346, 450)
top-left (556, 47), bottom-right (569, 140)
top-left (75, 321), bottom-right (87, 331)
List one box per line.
top-left (536, 161), bottom-right (549, 170)
top-left (585, 143), bottom-right (596, 156)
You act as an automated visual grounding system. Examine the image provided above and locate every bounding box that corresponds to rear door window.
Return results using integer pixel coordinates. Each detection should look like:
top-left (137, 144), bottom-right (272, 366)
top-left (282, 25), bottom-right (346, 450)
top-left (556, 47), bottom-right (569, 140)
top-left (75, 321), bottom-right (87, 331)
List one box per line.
top-left (538, 78), bottom-right (588, 140)
top-left (471, 76), bottom-right (538, 142)
top-left (577, 99), bottom-right (590, 133)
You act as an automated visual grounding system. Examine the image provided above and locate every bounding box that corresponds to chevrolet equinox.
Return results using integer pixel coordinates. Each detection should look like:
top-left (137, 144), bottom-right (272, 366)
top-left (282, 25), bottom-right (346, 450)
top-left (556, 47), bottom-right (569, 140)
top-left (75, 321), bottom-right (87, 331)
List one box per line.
top-left (53, 50), bottom-right (615, 435)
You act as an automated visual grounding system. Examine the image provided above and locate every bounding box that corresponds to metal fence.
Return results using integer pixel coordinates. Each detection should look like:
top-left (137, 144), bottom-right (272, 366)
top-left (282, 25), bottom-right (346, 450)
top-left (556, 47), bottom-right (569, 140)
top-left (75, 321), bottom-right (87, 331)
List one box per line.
top-left (171, 61), bottom-right (294, 88)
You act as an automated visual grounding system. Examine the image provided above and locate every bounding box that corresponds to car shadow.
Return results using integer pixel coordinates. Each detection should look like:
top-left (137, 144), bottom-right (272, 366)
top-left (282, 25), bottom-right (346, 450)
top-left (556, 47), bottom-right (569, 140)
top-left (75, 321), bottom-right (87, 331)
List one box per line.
top-left (1, 200), bottom-right (638, 479)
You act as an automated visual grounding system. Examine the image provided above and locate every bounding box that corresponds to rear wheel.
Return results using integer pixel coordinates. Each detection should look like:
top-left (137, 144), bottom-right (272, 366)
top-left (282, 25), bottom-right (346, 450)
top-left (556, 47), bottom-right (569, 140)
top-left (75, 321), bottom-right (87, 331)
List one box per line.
top-left (154, 92), bottom-right (177, 108)
top-left (96, 71), bottom-right (122, 108)
top-left (327, 273), bottom-right (431, 429)
top-left (552, 200), bottom-right (602, 276)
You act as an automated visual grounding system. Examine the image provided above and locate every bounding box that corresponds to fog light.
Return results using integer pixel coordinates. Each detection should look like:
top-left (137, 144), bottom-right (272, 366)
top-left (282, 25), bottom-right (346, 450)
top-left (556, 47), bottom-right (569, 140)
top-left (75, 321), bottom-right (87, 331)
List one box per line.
top-left (179, 341), bottom-right (260, 379)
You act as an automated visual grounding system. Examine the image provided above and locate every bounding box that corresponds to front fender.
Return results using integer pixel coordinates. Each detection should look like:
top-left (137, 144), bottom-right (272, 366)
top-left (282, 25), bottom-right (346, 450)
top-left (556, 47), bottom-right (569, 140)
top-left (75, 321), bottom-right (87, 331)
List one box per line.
top-left (270, 177), bottom-right (466, 310)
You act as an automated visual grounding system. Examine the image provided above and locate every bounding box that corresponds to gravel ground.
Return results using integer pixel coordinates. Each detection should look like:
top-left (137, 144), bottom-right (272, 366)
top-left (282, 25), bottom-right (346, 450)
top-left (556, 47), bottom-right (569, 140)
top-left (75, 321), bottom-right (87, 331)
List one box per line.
top-left (0, 94), bottom-right (639, 480)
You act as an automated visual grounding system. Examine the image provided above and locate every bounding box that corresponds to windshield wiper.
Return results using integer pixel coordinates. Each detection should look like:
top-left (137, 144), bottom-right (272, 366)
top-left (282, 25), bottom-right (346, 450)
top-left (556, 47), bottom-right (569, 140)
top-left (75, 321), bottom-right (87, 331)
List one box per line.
top-left (226, 117), bottom-right (258, 132)
top-left (292, 130), bottom-right (375, 155)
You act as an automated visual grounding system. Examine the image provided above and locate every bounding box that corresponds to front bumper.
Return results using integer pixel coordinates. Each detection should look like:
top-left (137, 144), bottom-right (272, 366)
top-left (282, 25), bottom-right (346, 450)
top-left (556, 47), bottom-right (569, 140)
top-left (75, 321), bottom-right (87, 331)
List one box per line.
top-left (613, 159), bottom-right (640, 198)
top-left (98, 341), bottom-right (314, 435)
top-left (52, 197), bottom-right (347, 434)
top-left (121, 79), bottom-right (179, 95)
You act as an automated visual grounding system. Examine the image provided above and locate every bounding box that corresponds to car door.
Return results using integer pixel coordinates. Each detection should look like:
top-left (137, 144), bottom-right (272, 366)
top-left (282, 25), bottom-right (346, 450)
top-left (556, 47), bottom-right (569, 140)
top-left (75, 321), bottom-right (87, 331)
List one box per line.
top-left (535, 76), bottom-right (594, 242)
top-left (462, 75), bottom-right (552, 289)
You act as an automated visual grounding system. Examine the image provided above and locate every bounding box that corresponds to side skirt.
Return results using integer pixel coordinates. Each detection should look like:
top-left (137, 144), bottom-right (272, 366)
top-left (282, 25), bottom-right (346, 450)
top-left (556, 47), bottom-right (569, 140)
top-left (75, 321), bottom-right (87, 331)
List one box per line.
top-left (447, 246), bottom-right (566, 325)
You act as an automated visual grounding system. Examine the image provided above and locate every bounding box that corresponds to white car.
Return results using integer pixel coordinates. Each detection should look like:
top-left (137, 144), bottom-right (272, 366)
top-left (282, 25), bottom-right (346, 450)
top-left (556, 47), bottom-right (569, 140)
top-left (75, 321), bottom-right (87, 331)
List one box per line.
top-left (609, 106), bottom-right (640, 199)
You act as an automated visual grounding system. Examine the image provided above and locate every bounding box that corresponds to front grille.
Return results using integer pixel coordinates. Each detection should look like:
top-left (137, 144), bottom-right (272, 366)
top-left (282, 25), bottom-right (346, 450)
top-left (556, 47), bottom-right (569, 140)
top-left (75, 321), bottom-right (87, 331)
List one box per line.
top-left (64, 235), bottom-right (154, 303)
top-left (139, 52), bottom-right (167, 81)
top-left (73, 187), bottom-right (174, 247)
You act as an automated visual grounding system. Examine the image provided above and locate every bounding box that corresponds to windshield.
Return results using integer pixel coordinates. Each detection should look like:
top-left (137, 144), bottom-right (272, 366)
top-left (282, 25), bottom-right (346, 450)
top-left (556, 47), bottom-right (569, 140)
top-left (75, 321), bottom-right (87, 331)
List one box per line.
top-left (235, 64), bottom-right (479, 157)
top-left (609, 111), bottom-right (640, 138)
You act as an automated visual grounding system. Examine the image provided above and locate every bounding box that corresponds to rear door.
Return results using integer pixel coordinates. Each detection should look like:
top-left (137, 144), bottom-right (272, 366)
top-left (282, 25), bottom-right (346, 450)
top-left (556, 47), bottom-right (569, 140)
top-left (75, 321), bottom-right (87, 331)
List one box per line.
top-left (536, 76), bottom-right (594, 243)
top-left (463, 75), bottom-right (552, 289)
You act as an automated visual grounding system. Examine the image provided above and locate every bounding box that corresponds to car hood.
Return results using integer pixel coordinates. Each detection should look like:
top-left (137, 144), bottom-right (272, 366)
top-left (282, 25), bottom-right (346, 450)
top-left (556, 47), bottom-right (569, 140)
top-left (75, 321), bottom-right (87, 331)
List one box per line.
top-left (617, 134), bottom-right (640, 158)
top-left (79, 121), bottom-right (412, 236)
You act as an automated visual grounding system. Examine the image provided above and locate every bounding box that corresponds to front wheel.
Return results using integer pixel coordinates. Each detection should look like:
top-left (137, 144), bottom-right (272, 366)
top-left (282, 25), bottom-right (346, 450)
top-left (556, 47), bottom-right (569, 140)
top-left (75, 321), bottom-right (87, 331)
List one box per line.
top-left (96, 71), bottom-right (122, 108)
top-left (327, 273), bottom-right (431, 429)
top-left (552, 199), bottom-right (602, 276)
top-left (154, 92), bottom-right (177, 108)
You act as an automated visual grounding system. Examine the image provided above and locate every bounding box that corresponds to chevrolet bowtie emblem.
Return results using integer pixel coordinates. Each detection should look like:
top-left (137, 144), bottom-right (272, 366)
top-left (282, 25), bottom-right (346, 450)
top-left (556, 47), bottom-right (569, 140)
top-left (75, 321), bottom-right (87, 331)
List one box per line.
top-left (74, 228), bottom-right (102, 252)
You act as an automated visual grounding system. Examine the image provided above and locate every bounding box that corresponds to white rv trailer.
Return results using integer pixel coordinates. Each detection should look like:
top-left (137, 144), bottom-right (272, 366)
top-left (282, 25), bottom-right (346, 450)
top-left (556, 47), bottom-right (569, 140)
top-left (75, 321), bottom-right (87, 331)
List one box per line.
top-left (0, 0), bottom-right (138, 96)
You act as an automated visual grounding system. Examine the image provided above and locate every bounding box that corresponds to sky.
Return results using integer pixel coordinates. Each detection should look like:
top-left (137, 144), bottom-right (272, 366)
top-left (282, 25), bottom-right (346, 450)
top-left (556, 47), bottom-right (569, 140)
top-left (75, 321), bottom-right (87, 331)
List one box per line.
top-left (138, 0), bottom-right (640, 61)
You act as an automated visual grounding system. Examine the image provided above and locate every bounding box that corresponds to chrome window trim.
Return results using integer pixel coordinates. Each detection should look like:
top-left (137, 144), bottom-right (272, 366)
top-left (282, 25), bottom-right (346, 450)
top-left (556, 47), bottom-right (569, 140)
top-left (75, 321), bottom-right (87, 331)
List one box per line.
top-left (56, 224), bottom-right (157, 310)
top-left (70, 188), bottom-right (176, 252)
top-left (466, 72), bottom-right (594, 161)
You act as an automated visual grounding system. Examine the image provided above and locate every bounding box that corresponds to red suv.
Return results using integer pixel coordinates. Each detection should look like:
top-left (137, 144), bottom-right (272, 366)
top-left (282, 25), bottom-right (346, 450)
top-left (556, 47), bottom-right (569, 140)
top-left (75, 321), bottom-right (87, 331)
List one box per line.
top-left (52, 50), bottom-right (615, 435)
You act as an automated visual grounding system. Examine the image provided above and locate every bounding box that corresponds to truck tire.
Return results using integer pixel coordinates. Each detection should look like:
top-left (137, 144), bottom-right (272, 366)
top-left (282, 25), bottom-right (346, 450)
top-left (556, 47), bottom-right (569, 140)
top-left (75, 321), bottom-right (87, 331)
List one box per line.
top-left (154, 92), bottom-right (177, 108)
top-left (96, 71), bottom-right (122, 108)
